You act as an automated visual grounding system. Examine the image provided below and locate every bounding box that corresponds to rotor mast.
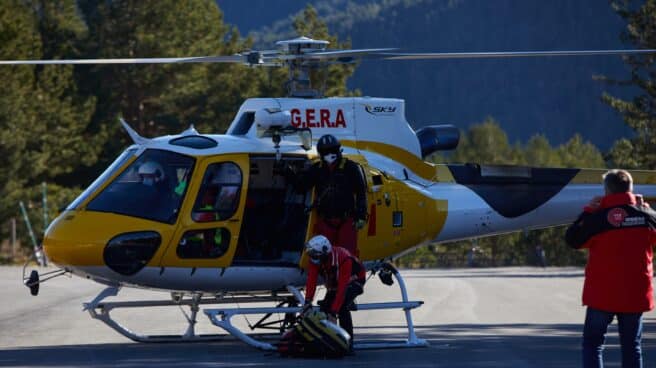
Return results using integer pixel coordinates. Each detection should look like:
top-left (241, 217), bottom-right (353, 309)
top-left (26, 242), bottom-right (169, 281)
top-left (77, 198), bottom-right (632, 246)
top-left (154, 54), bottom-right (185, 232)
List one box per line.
top-left (276, 37), bottom-right (330, 98)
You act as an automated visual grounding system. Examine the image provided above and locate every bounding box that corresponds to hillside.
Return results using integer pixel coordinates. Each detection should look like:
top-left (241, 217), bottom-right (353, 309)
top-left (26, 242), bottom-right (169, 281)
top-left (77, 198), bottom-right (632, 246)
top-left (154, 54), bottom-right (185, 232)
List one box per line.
top-left (217, 0), bottom-right (635, 150)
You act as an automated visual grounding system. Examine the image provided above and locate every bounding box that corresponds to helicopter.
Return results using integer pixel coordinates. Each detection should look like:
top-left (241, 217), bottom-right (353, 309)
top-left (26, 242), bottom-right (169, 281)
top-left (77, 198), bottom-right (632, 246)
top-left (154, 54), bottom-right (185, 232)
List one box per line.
top-left (6, 36), bottom-right (656, 351)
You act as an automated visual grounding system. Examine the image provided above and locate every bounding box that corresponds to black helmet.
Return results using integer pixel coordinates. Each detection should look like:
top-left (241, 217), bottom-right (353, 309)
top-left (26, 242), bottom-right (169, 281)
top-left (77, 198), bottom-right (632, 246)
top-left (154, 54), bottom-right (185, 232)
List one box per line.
top-left (317, 134), bottom-right (341, 157)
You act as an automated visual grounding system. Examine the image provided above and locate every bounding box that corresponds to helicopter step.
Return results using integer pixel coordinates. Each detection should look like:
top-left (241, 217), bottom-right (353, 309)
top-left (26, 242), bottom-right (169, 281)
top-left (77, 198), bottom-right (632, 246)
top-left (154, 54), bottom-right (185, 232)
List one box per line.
top-left (204, 267), bottom-right (428, 351)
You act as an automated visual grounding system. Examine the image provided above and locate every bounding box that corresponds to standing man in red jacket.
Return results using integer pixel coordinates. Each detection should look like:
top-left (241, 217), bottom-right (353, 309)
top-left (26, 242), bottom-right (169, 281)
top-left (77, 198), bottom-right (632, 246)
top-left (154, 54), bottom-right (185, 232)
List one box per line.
top-left (303, 235), bottom-right (366, 350)
top-left (287, 134), bottom-right (368, 257)
top-left (566, 169), bottom-right (656, 368)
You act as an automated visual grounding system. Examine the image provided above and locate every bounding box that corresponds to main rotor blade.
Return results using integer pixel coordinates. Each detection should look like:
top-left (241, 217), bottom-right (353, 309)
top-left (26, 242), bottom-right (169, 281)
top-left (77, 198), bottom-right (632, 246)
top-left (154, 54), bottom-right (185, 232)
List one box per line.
top-left (276, 48), bottom-right (398, 61)
top-left (375, 49), bottom-right (656, 60)
top-left (3, 48), bottom-right (653, 66)
top-left (0, 55), bottom-right (245, 65)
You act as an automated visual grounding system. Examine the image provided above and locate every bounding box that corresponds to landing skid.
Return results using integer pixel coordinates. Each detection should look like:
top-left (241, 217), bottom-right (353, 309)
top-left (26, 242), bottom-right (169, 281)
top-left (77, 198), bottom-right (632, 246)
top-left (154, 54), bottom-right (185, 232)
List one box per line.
top-left (83, 287), bottom-right (292, 343)
top-left (83, 264), bottom-right (427, 350)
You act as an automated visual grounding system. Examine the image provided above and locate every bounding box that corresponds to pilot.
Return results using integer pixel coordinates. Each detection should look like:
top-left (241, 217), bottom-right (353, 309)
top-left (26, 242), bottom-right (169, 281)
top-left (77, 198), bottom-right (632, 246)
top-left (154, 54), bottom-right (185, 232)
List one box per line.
top-left (138, 161), bottom-right (165, 187)
top-left (289, 134), bottom-right (368, 257)
top-left (302, 235), bottom-right (365, 352)
top-left (137, 160), bottom-right (175, 218)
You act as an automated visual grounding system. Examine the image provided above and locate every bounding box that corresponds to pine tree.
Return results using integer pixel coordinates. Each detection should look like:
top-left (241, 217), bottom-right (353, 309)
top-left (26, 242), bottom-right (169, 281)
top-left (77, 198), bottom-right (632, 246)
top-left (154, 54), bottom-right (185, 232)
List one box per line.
top-left (75, 0), bottom-right (263, 186)
top-left (257, 5), bottom-right (359, 98)
top-left (604, 0), bottom-right (656, 169)
top-left (81, 0), bottom-right (245, 137)
top-left (0, 0), bottom-right (103, 247)
top-left (0, 0), bottom-right (40, 233)
top-left (293, 5), bottom-right (357, 97)
top-left (448, 118), bottom-right (522, 165)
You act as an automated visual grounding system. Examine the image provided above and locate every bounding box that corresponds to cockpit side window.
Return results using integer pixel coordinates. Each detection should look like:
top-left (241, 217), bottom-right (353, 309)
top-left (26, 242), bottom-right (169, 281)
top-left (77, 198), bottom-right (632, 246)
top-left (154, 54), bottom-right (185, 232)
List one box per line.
top-left (86, 149), bottom-right (195, 224)
top-left (192, 162), bottom-right (242, 222)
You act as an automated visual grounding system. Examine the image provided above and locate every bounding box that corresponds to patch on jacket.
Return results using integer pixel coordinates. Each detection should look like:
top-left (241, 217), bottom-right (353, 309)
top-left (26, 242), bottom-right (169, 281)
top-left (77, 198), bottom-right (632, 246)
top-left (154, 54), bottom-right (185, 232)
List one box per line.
top-left (607, 208), bottom-right (628, 227)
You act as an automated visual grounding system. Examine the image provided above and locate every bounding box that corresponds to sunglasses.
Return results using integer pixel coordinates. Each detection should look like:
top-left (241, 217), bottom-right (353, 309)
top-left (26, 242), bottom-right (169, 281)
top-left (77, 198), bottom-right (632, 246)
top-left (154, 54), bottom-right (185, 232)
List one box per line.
top-left (308, 251), bottom-right (324, 264)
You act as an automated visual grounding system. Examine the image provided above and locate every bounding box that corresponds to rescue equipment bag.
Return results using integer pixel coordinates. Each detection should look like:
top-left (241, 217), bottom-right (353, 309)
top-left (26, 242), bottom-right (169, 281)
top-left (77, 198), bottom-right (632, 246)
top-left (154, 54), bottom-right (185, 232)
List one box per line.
top-left (277, 310), bottom-right (351, 358)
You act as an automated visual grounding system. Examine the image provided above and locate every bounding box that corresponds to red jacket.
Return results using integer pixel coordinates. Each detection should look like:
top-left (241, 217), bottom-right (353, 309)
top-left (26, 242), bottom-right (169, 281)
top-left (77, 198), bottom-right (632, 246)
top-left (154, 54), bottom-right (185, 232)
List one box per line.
top-left (566, 192), bottom-right (656, 313)
top-left (305, 246), bottom-right (366, 314)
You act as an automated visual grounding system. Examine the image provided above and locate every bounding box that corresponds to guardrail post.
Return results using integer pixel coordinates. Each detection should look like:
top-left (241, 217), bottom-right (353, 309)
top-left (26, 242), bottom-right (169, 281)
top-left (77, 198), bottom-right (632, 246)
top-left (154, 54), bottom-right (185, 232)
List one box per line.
top-left (11, 218), bottom-right (16, 260)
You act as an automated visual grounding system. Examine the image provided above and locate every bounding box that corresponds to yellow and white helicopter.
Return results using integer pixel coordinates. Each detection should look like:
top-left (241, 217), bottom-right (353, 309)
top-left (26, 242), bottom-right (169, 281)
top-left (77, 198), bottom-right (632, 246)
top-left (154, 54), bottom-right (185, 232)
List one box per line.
top-left (7, 36), bottom-right (656, 351)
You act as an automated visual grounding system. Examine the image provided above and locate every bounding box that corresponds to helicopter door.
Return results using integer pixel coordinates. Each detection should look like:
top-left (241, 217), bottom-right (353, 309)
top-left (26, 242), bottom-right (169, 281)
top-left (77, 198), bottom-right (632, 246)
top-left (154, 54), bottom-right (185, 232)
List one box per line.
top-left (233, 155), bottom-right (311, 266)
top-left (357, 168), bottom-right (398, 259)
top-left (159, 154), bottom-right (249, 268)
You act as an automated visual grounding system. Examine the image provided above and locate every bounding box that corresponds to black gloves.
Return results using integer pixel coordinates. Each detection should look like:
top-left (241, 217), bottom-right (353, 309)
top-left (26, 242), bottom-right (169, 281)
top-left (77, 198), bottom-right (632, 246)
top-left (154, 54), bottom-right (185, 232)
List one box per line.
top-left (301, 301), bottom-right (313, 315)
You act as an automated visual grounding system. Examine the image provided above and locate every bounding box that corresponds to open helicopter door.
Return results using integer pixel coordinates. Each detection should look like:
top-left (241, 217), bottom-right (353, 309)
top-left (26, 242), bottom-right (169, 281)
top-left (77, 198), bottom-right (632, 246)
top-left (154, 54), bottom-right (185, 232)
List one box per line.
top-left (158, 154), bottom-right (249, 272)
top-left (233, 154), bottom-right (312, 267)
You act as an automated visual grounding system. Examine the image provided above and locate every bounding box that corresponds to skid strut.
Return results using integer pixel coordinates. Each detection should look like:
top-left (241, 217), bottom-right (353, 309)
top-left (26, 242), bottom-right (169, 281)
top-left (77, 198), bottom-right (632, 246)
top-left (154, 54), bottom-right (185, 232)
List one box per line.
top-left (204, 266), bottom-right (427, 350)
top-left (84, 287), bottom-right (225, 342)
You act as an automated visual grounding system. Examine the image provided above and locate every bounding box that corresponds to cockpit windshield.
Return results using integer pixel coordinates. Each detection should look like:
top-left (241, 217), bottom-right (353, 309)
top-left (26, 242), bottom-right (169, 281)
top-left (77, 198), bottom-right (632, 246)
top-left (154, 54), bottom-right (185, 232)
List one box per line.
top-left (66, 148), bottom-right (138, 210)
top-left (87, 149), bottom-right (195, 224)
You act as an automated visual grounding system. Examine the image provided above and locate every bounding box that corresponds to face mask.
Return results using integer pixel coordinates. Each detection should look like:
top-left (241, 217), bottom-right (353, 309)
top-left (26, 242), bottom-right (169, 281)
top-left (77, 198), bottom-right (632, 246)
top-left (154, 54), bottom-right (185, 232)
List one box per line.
top-left (143, 178), bottom-right (155, 186)
top-left (323, 153), bottom-right (338, 165)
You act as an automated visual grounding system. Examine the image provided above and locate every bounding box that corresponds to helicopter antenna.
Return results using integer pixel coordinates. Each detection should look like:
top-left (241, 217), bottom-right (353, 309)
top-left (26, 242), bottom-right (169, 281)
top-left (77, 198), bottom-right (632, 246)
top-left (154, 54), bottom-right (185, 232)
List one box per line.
top-left (120, 118), bottom-right (151, 145)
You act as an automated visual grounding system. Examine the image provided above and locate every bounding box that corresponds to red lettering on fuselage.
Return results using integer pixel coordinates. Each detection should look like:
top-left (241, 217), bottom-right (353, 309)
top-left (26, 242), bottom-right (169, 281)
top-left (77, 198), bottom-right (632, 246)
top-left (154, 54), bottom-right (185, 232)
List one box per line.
top-left (306, 109), bottom-right (316, 127)
top-left (320, 109), bottom-right (330, 127)
top-left (335, 109), bottom-right (346, 128)
top-left (289, 108), bottom-right (347, 128)
top-left (291, 109), bottom-right (302, 127)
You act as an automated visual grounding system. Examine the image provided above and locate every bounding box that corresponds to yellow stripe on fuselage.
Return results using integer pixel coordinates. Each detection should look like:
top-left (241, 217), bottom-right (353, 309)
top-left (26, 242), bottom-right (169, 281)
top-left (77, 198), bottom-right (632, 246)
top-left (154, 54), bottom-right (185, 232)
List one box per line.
top-left (341, 140), bottom-right (456, 182)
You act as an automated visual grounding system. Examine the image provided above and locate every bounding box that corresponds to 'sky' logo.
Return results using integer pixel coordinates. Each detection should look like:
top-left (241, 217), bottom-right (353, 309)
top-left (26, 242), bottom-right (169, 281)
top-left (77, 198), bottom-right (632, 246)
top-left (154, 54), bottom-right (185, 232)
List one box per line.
top-left (364, 104), bottom-right (397, 116)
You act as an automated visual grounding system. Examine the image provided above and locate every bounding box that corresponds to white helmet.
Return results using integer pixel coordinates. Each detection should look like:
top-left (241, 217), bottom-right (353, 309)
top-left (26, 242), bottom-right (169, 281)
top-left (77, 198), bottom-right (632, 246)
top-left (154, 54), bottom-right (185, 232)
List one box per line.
top-left (138, 161), bottom-right (164, 186)
top-left (306, 235), bottom-right (332, 263)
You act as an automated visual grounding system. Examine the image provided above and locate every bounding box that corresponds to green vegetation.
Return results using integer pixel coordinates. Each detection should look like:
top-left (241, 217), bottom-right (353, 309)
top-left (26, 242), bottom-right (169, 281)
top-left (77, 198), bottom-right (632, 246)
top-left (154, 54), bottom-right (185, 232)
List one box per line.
top-left (603, 0), bottom-right (656, 169)
top-left (0, 0), bottom-right (104, 256)
top-left (0, 2), bottom-right (356, 258)
top-left (0, 2), bottom-right (653, 267)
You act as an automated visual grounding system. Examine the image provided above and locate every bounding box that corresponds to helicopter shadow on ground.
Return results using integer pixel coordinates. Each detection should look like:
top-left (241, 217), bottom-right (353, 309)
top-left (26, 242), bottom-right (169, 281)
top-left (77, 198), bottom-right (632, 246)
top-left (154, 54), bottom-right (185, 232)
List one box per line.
top-left (3, 320), bottom-right (655, 368)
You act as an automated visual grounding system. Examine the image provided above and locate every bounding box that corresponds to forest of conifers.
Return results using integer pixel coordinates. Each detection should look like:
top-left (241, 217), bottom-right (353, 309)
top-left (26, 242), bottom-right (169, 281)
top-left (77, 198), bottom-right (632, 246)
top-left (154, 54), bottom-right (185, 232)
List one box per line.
top-left (1, 1), bottom-right (654, 267)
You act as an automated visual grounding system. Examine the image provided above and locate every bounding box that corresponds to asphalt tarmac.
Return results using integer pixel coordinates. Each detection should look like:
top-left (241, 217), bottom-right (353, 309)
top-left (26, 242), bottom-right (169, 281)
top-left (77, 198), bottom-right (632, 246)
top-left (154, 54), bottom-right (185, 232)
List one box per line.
top-left (1, 266), bottom-right (655, 367)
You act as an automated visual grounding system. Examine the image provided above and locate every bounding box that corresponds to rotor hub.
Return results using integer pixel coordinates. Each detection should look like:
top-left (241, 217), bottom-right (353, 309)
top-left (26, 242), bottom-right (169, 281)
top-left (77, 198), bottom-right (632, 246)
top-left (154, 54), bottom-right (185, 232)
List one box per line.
top-left (276, 36), bottom-right (329, 55)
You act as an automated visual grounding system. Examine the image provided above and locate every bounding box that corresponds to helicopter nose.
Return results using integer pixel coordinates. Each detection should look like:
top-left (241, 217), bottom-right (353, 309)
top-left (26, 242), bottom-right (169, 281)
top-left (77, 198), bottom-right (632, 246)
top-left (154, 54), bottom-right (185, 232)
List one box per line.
top-left (44, 211), bottom-right (105, 268)
top-left (44, 211), bottom-right (166, 276)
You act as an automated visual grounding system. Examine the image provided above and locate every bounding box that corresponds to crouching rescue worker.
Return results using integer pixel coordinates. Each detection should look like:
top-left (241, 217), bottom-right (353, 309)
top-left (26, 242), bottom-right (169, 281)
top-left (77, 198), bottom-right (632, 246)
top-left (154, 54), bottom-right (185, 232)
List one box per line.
top-left (303, 235), bottom-right (366, 352)
top-left (566, 169), bottom-right (656, 368)
top-left (288, 134), bottom-right (368, 257)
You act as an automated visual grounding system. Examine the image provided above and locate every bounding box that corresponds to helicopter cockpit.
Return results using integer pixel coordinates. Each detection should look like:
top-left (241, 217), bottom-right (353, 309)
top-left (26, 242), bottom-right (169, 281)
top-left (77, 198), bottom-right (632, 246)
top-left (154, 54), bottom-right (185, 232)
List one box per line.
top-left (54, 132), bottom-right (315, 275)
top-left (86, 149), bottom-right (194, 224)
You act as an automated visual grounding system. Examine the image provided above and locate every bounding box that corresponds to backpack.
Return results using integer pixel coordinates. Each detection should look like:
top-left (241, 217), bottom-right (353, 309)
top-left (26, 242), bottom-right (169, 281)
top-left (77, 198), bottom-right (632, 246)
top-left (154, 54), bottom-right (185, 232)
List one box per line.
top-left (277, 310), bottom-right (351, 359)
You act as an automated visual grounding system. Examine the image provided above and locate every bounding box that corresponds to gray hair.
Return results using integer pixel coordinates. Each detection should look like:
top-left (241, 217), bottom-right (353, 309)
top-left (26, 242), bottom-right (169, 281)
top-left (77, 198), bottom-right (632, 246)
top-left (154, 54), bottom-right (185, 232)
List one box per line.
top-left (603, 169), bottom-right (633, 194)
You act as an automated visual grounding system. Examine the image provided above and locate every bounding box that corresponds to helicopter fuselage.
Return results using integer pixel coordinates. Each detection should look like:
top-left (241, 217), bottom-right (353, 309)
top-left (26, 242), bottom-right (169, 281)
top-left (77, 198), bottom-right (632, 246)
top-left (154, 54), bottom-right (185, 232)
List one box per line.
top-left (42, 97), bottom-right (656, 293)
